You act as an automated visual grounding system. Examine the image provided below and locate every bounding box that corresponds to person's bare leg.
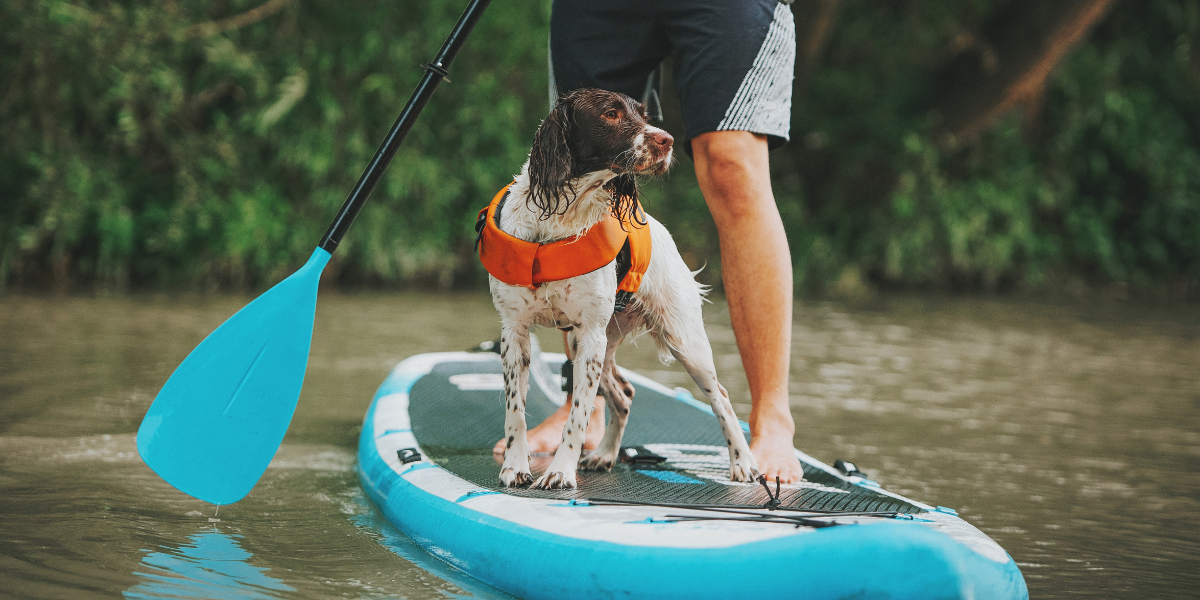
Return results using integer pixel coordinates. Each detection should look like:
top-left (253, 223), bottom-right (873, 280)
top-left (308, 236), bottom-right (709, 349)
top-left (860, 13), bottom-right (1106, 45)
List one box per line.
top-left (492, 394), bottom-right (604, 456)
top-left (692, 130), bottom-right (804, 484)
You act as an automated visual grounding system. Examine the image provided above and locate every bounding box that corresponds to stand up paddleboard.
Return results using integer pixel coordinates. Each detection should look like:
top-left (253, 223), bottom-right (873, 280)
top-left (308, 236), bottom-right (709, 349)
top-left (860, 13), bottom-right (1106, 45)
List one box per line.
top-left (357, 343), bottom-right (1028, 600)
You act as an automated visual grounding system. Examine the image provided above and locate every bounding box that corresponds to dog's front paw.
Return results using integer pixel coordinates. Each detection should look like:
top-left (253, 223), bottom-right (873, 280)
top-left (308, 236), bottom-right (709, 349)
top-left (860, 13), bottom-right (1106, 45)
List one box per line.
top-left (579, 451), bottom-right (616, 472)
top-left (729, 456), bottom-right (760, 483)
top-left (532, 470), bottom-right (577, 489)
top-left (499, 467), bottom-right (534, 487)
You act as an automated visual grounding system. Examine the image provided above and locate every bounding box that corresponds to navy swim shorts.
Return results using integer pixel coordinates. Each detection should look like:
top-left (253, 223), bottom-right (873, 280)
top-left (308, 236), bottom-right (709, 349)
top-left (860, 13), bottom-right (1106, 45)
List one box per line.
top-left (549, 0), bottom-right (796, 153)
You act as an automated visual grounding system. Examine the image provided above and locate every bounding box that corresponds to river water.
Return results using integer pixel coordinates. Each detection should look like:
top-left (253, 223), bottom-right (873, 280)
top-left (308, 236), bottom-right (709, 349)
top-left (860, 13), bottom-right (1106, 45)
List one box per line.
top-left (1, 292), bottom-right (1197, 599)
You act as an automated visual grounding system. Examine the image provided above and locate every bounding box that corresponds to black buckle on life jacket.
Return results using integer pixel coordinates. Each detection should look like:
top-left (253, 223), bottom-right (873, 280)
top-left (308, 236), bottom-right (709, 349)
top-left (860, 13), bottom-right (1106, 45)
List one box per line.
top-left (473, 212), bottom-right (485, 252)
top-left (474, 209), bottom-right (487, 252)
top-left (613, 237), bottom-right (634, 313)
top-left (614, 290), bottom-right (633, 313)
top-left (475, 190), bottom-right (511, 253)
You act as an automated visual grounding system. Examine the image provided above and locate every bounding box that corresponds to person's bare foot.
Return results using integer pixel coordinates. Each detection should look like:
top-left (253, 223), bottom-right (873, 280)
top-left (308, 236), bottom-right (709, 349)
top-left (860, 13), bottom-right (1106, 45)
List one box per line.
top-left (493, 395), bottom-right (606, 456)
top-left (750, 426), bottom-right (805, 484)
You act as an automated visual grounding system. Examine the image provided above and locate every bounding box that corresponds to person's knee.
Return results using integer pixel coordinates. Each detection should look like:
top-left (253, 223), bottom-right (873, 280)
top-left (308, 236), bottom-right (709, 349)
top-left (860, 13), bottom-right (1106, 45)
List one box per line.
top-left (693, 131), bottom-right (766, 171)
top-left (692, 131), bottom-right (774, 226)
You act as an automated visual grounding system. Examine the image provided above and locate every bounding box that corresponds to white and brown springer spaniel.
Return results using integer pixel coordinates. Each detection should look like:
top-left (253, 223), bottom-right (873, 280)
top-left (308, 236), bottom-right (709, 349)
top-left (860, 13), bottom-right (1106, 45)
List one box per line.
top-left (489, 88), bottom-right (759, 489)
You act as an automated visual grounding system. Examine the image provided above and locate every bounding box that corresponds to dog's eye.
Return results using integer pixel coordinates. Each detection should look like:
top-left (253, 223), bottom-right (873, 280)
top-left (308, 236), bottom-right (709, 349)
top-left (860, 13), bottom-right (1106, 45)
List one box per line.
top-left (603, 109), bottom-right (620, 120)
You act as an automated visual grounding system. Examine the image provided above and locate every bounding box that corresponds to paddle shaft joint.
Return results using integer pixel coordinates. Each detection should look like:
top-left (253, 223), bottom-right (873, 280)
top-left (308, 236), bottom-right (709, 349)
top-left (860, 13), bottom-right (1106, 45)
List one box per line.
top-left (318, 0), bottom-right (492, 254)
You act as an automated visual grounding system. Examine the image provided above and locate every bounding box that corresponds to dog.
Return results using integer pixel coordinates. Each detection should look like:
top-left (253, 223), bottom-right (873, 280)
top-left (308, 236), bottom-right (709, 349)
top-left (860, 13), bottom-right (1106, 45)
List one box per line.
top-left (482, 88), bottom-right (759, 490)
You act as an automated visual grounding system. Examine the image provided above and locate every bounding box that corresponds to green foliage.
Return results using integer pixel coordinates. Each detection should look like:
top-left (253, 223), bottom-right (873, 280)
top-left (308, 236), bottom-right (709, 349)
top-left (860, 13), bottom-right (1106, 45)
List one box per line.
top-left (1, 0), bottom-right (1198, 295)
top-left (782, 0), bottom-right (1200, 294)
top-left (0, 0), bottom-right (550, 289)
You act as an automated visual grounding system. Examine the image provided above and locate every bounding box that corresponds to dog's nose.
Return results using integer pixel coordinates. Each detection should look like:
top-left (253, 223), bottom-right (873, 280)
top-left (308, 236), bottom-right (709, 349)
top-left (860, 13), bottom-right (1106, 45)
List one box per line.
top-left (651, 129), bottom-right (673, 147)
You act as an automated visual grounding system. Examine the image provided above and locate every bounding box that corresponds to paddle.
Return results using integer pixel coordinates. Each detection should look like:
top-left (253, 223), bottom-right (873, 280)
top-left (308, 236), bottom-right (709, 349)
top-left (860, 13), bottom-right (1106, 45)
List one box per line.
top-left (136, 0), bottom-right (492, 506)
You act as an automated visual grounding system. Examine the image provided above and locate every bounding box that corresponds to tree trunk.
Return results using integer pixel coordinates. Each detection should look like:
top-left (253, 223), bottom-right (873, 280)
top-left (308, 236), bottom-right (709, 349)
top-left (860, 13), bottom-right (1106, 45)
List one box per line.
top-left (936, 0), bottom-right (1116, 140)
top-left (792, 0), bottom-right (844, 94)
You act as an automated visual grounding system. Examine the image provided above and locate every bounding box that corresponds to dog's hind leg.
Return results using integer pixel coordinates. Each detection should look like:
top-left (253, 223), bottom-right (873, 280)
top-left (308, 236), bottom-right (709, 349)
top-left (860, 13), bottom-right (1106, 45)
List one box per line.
top-left (669, 339), bottom-right (759, 482)
top-left (580, 313), bottom-right (637, 471)
top-left (499, 323), bottom-right (534, 487)
top-left (653, 316), bottom-right (760, 482)
top-left (638, 217), bottom-right (760, 481)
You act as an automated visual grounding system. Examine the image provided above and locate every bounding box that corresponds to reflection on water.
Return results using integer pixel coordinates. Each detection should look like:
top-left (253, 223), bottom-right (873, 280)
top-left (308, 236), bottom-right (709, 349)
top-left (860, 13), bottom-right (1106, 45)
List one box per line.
top-left (349, 503), bottom-right (517, 600)
top-left (0, 293), bottom-right (1197, 599)
top-left (125, 530), bottom-right (293, 600)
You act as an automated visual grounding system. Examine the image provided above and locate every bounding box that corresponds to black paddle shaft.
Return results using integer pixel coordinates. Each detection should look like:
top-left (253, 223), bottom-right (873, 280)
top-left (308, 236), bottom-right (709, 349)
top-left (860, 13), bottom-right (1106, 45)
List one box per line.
top-left (318, 0), bottom-right (492, 253)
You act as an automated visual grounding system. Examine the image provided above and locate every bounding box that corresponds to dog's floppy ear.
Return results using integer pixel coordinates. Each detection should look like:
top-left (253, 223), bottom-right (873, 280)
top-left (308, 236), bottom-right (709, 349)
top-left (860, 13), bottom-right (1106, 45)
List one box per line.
top-left (606, 173), bottom-right (645, 229)
top-left (528, 97), bottom-right (575, 219)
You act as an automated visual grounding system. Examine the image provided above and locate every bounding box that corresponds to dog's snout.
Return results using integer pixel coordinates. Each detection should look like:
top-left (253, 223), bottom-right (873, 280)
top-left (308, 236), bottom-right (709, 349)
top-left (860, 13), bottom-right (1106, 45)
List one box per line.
top-left (637, 125), bottom-right (674, 175)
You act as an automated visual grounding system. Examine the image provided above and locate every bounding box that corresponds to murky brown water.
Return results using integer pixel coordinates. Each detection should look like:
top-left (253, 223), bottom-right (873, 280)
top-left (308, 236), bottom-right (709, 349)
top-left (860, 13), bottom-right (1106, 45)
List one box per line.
top-left (1, 293), bottom-right (1197, 599)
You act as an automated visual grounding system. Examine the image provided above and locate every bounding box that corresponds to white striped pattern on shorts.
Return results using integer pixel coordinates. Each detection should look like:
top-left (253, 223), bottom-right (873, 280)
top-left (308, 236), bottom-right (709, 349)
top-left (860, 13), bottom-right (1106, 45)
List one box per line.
top-left (716, 2), bottom-right (796, 140)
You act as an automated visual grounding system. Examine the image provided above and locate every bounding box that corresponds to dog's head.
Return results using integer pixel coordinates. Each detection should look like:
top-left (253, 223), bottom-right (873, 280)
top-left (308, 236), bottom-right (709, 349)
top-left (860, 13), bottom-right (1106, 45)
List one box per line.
top-left (528, 88), bottom-right (674, 222)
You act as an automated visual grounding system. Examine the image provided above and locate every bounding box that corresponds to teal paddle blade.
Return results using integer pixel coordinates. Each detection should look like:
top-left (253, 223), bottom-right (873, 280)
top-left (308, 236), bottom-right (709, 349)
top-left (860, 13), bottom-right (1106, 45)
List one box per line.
top-left (137, 248), bottom-right (331, 505)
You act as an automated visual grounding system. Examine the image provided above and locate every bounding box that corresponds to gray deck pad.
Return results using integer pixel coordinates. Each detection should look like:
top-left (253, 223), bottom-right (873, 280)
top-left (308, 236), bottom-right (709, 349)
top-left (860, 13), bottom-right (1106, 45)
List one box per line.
top-left (408, 354), bottom-right (923, 515)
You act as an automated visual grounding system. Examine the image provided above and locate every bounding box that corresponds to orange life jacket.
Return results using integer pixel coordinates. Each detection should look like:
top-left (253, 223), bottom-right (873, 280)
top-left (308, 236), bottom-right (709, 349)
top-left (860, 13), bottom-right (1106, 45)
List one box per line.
top-left (475, 183), bottom-right (651, 309)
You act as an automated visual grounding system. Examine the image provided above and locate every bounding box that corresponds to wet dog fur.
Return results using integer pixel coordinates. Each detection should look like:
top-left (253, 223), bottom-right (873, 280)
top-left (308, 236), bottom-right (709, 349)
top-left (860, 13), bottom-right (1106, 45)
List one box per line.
top-left (489, 89), bottom-right (759, 489)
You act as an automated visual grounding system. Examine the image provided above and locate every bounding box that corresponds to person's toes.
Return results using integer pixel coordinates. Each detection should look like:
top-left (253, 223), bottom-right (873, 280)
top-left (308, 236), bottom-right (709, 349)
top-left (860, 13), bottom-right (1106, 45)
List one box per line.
top-left (750, 438), bottom-right (805, 484)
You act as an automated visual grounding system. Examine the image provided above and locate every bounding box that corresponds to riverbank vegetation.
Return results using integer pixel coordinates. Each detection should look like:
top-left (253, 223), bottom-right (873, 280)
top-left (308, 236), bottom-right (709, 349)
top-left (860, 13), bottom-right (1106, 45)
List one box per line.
top-left (2, 0), bottom-right (1198, 297)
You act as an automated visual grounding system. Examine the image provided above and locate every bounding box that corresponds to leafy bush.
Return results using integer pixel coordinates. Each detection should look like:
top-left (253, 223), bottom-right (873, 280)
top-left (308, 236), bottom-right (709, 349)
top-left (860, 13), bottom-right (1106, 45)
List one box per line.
top-left (1, 0), bottom-right (1198, 296)
top-left (780, 0), bottom-right (1200, 295)
top-left (1, 0), bottom-right (550, 290)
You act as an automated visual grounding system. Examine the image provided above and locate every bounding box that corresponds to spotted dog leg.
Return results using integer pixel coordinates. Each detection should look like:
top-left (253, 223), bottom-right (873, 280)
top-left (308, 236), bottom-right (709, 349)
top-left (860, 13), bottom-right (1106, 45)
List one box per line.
top-left (533, 327), bottom-right (605, 489)
top-left (498, 323), bottom-right (534, 487)
top-left (580, 314), bottom-right (637, 471)
top-left (665, 334), bottom-right (760, 483)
